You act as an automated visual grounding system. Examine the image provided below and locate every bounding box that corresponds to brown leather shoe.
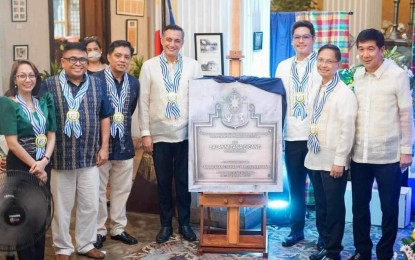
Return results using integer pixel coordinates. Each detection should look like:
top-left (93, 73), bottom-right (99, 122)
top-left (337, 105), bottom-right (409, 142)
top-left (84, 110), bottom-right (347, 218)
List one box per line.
top-left (56, 254), bottom-right (70, 260)
top-left (78, 248), bottom-right (105, 259)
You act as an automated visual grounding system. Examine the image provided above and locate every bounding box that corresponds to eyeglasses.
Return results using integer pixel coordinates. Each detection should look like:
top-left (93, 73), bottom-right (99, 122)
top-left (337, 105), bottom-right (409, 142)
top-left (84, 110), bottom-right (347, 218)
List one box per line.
top-left (15, 73), bottom-right (36, 80)
top-left (62, 57), bottom-right (88, 65)
top-left (317, 58), bottom-right (338, 65)
top-left (293, 34), bottom-right (313, 41)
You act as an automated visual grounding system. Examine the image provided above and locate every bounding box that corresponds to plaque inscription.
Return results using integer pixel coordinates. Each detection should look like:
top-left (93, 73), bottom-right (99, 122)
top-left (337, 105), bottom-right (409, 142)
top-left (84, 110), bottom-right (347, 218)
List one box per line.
top-left (189, 80), bottom-right (283, 192)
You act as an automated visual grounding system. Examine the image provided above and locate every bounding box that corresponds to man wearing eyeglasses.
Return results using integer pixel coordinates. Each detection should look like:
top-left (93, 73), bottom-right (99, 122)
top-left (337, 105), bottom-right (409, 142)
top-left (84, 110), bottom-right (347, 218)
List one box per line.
top-left (275, 20), bottom-right (322, 248)
top-left (305, 44), bottom-right (357, 260)
top-left (40, 42), bottom-right (113, 260)
top-left (93, 40), bottom-right (139, 248)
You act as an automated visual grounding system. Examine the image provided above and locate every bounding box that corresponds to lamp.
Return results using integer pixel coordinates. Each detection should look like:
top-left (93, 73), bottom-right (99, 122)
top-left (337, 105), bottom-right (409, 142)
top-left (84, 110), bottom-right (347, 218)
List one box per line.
top-left (388, 0), bottom-right (401, 40)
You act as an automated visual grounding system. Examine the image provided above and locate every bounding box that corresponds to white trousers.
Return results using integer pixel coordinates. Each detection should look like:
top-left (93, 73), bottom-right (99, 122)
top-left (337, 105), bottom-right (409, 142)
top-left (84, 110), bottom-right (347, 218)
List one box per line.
top-left (51, 166), bottom-right (99, 255)
top-left (97, 159), bottom-right (134, 236)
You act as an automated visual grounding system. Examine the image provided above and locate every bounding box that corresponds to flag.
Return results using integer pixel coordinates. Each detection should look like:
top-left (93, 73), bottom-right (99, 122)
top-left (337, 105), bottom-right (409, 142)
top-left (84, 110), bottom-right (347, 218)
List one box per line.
top-left (154, 0), bottom-right (176, 56)
top-left (154, 0), bottom-right (163, 56)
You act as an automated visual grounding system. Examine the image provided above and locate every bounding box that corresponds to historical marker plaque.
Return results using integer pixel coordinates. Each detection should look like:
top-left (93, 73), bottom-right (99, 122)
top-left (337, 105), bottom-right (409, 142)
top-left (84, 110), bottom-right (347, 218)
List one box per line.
top-left (188, 79), bottom-right (283, 192)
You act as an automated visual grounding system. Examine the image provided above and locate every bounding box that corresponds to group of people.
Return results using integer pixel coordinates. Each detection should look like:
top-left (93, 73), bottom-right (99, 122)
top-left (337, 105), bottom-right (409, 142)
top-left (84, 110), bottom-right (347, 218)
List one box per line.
top-left (0, 24), bottom-right (200, 260)
top-left (0, 19), bottom-right (413, 260)
top-left (277, 21), bottom-right (414, 260)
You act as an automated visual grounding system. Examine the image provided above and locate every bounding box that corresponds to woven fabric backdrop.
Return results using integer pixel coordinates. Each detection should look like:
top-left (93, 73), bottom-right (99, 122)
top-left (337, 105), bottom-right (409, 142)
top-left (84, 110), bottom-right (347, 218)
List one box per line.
top-left (296, 11), bottom-right (350, 68)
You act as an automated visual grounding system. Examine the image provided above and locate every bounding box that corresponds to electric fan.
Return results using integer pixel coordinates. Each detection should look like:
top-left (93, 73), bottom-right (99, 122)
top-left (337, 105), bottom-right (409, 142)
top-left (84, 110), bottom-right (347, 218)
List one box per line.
top-left (0, 170), bottom-right (53, 260)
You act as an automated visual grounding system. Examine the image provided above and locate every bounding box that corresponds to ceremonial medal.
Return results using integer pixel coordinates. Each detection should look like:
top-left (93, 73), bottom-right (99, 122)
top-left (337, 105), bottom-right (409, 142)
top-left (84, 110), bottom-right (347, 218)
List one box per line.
top-left (310, 124), bottom-right (318, 136)
top-left (35, 134), bottom-right (47, 148)
top-left (66, 109), bottom-right (80, 122)
top-left (113, 112), bottom-right (124, 124)
top-left (295, 92), bottom-right (305, 104)
top-left (167, 92), bottom-right (178, 103)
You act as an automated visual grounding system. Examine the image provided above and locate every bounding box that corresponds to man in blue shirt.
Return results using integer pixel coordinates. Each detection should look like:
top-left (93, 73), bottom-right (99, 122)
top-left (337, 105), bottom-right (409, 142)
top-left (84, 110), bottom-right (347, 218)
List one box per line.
top-left (93, 40), bottom-right (139, 248)
top-left (41, 42), bottom-right (113, 260)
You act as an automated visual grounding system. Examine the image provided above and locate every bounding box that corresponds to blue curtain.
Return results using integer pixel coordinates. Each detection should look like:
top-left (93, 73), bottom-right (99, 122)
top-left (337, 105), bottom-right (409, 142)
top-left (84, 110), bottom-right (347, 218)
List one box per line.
top-left (270, 12), bottom-right (296, 77)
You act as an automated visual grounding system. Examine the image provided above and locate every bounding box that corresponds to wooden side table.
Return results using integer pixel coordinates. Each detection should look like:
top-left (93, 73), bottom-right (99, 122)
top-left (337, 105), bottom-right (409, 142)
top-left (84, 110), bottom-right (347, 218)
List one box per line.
top-left (197, 192), bottom-right (268, 258)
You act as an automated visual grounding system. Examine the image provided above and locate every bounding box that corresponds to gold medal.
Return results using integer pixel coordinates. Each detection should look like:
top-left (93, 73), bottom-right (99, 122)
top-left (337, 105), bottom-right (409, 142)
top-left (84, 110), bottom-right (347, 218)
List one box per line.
top-left (113, 112), bottom-right (124, 124)
top-left (295, 92), bottom-right (305, 104)
top-left (167, 92), bottom-right (178, 103)
top-left (66, 109), bottom-right (80, 122)
top-left (35, 134), bottom-right (47, 148)
top-left (310, 124), bottom-right (318, 136)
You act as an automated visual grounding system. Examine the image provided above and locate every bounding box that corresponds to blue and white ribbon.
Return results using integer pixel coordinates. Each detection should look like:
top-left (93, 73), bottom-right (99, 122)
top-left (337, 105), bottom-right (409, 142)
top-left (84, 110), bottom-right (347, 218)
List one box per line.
top-left (16, 94), bottom-right (47, 160)
top-left (160, 52), bottom-right (183, 119)
top-left (307, 73), bottom-right (340, 153)
top-left (60, 70), bottom-right (90, 138)
top-left (291, 52), bottom-right (317, 120)
top-left (104, 67), bottom-right (129, 139)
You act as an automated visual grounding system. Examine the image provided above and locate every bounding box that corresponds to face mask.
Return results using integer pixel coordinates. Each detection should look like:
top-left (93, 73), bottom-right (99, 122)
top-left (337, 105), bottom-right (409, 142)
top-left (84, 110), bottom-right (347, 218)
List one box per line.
top-left (88, 51), bottom-right (101, 61)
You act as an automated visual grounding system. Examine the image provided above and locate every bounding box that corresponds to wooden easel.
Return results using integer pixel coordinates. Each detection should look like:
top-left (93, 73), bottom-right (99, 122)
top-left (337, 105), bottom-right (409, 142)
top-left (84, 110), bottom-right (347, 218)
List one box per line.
top-left (197, 0), bottom-right (268, 257)
top-left (197, 193), bottom-right (268, 258)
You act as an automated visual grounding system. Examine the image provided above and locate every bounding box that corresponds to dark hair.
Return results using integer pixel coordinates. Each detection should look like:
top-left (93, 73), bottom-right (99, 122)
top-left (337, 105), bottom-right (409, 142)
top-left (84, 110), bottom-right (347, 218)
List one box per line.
top-left (292, 20), bottom-right (315, 37)
top-left (82, 36), bottom-right (107, 64)
top-left (318, 44), bottom-right (341, 62)
top-left (7, 60), bottom-right (42, 97)
top-left (63, 42), bottom-right (87, 55)
top-left (107, 40), bottom-right (134, 57)
top-left (162, 24), bottom-right (185, 39)
top-left (356, 28), bottom-right (385, 49)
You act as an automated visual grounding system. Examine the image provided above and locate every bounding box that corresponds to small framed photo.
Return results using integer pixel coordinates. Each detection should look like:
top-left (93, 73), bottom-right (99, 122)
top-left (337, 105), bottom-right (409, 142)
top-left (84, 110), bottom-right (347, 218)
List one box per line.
top-left (253, 32), bottom-right (263, 51)
top-left (13, 45), bottom-right (28, 61)
top-left (116, 0), bottom-right (145, 17)
top-left (126, 19), bottom-right (138, 54)
top-left (194, 33), bottom-right (224, 77)
top-left (11, 0), bottom-right (27, 22)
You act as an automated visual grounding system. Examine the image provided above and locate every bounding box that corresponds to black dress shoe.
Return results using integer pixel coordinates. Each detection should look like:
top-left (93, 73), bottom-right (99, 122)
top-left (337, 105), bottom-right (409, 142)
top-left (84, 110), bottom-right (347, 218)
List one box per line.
top-left (282, 231), bottom-right (304, 247)
top-left (156, 226), bottom-right (173, 243)
top-left (93, 234), bottom-right (106, 249)
top-left (348, 253), bottom-right (371, 260)
top-left (309, 249), bottom-right (327, 260)
top-left (317, 237), bottom-right (325, 251)
top-left (111, 231), bottom-right (138, 245)
top-left (179, 226), bottom-right (197, 242)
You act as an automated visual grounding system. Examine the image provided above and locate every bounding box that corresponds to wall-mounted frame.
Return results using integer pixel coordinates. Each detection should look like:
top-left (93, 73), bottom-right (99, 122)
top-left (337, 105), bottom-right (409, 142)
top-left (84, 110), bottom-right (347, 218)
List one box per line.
top-left (11, 0), bottom-right (27, 22)
top-left (126, 19), bottom-right (138, 55)
top-left (116, 0), bottom-right (144, 17)
top-left (253, 32), bottom-right (263, 51)
top-left (194, 33), bottom-right (224, 77)
top-left (13, 45), bottom-right (28, 61)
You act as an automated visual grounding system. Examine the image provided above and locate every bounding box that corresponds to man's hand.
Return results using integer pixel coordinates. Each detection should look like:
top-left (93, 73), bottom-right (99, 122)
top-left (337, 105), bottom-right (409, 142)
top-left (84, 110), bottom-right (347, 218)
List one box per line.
top-left (141, 136), bottom-right (153, 155)
top-left (96, 147), bottom-right (109, 167)
top-left (330, 164), bottom-right (344, 178)
top-left (400, 153), bottom-right (412, 169)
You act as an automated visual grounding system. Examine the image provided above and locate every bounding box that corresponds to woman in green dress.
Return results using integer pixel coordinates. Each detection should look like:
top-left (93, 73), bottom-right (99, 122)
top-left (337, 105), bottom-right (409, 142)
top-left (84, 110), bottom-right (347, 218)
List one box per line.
top-left (0, 59), bottom-right (56, 260)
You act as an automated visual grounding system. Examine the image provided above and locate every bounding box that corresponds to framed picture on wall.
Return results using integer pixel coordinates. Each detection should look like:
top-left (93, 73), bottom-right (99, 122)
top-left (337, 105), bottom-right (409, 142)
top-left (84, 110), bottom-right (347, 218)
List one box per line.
top-left (117, 0), bottom-right (145, 17)
top-left (11, 0), bottom-right (27, 22)
top-left (13, 45), bottom-right (28, 60)
top-left (126, 19), bottom-right (138, 55)
top-left (253, 32), bottom-right (263, 51)
top-left (194, 33), bottom-right (224, 77)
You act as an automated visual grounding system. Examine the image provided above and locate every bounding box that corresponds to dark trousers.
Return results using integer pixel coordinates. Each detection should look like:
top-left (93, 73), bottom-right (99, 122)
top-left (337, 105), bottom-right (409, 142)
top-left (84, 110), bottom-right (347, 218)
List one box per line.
top-left (350, 161), bottom-right (401, 260)
top-left (153, 140), bottom-right (191, 227)
top-left (309, 169), bottom-right (347, 258)
top-left (284, 140), bottom-right (308, 232)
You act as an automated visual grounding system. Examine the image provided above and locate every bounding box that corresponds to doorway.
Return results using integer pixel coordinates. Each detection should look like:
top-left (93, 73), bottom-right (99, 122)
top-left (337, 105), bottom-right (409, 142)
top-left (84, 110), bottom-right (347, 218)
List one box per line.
top-left (48, 0), bottom-right (111, 64)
